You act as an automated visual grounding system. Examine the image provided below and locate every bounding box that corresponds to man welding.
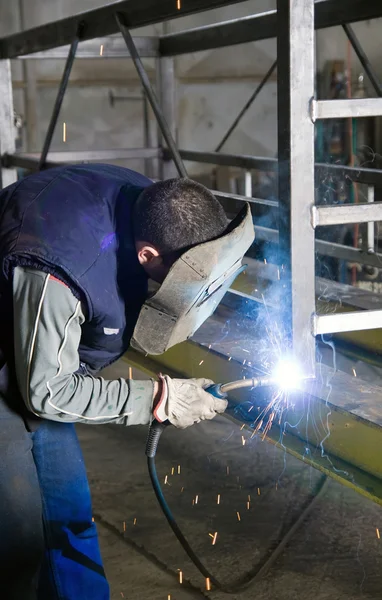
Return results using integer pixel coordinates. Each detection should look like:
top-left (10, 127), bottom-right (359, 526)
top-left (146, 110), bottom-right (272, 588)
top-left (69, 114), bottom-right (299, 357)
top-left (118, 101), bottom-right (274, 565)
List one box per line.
top-left (0, 163), bottom-right (254, 599)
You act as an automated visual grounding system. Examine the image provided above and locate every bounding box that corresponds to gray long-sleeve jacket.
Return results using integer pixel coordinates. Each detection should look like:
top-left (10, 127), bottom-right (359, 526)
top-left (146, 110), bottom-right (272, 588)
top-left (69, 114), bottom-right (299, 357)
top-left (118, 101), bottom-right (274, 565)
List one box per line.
top-left (13, 266), bottom-right (154, 425)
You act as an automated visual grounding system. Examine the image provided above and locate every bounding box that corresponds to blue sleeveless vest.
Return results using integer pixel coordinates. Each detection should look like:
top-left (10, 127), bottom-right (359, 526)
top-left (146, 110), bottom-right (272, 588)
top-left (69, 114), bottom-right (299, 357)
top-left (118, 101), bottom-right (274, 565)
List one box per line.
top-left (0, 164), bottom-right (151, 379)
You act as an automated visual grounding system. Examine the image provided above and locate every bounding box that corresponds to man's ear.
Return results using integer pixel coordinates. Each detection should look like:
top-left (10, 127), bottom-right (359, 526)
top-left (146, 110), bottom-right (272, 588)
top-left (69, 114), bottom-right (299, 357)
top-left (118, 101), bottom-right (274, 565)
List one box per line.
top-left (136, 241), bottom-right (162, 266)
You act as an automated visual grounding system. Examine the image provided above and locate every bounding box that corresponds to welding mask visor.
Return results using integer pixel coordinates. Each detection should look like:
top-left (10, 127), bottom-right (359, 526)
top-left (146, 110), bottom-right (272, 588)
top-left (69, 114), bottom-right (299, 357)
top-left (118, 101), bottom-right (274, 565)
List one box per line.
top-left (130, 203), bottom-right (254, 355)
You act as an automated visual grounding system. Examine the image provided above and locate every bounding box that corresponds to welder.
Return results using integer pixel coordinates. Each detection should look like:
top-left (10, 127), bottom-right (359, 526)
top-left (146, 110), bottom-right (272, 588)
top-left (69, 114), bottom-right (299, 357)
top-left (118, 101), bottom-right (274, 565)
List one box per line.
top-left (0, 163), bottom-right (254, 599)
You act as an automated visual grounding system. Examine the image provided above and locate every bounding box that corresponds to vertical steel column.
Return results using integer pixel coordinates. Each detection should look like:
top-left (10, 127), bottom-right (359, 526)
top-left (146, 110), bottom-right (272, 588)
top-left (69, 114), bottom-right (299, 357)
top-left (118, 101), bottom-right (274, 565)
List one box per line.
top-left (0, 60), bottom-right (17, 189)
top-left (157, 55), bottom-right (178, 179)
top-left (277, 0), bottom-right (316, 376)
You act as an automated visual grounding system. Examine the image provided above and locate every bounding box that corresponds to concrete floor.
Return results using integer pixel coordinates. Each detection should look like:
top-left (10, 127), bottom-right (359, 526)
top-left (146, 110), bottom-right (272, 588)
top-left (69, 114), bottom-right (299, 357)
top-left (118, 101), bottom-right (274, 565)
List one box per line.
top-left (78, 361), bottom-right (382, 600)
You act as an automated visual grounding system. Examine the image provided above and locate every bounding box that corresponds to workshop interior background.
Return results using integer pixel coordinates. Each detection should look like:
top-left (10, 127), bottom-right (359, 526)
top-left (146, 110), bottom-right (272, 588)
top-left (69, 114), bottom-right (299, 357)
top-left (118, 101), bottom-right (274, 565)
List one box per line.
top-left (2, 0), bottom-right (382, 599)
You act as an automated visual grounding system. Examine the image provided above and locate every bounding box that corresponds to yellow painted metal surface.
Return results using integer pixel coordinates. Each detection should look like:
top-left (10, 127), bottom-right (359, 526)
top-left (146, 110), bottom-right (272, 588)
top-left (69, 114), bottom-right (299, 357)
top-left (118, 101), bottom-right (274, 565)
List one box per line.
top-left (125, 339), bottom-right (382, 506)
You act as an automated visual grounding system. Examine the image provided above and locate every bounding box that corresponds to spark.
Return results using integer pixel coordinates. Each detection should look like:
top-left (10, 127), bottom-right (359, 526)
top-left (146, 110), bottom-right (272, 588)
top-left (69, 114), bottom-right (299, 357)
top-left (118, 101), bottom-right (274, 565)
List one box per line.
top-left (164, 475), bottom-right (168, 485)
top-left (192, 499), bottom-right (195, 506)
top-left (195, 495), bottom-right (199, 504)
top-left (178, 465), bottom-right (181, 475)
top-left (247, 502), bottom-right (250, 510)
top-left (208, 344), bottom-right (211, 349)
top-left (92, 517), bottom-right (95, 522)
top-left (241, 436), bottom-right (246, 446)
top-left (128, 367), bottom-right (133, 379)
top-left (168, 596), bottom-right (171, 600)
top-left (236, 511), bottom-right (241, 522)
top-left (63, 122), bottom-right (67, 142)
top-left (171, 467), bottom-right (175, 476)
top-left (100, 44), bottom-right (104, 56)
top-left (352, 368), bottom-right (357, 377)
top-left (377, 528), bottom-right (380, 539)
top-left (199, 360), bottom-right (204, 366)
top-left (258, 488), bottom-right (261, 496)
top-left (264, 258), bottom-right (267, 264)
top-left (277, 268), bottom-right (280, 280)
top-left (212, 532), bottom-right (218, 545)
top-left (240, 424), bottom-right (245, 430)
top-left (123, 521), bottom-right (126, 532)
top-left (206, 578), bottom-right (211, 591)
top-left (133, 518), bottom-right (137, 525)
top-left (242, 348), bottom-right (250, 353)
top-left (217, 494), bottom-right (221, 504)
top-left (179, 570), bottom-right (183, 584)
top-left (180, 487), bottom-right (184, 493)
top-left (226, 466), bottom-right (230, 475)
top-left (121, 594), bottom-right (125, 598)
top-left (248, 494), bottom-right (251, 502)
top-left (228, 356), bottom-right (232, 361)
top-left (176, 0), bottom-right (181, 9)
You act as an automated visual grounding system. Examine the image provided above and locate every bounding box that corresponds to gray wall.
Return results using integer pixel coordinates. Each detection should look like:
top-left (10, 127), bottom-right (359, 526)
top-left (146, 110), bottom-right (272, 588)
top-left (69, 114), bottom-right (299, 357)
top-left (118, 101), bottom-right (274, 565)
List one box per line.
top-left (2, 0), bottom-right (382, 177)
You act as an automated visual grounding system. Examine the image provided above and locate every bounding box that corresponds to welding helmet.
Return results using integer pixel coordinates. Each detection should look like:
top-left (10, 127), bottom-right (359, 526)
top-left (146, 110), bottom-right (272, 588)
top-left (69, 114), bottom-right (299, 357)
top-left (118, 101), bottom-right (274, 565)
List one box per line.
top-left (130, 203), bottom-right (254, 355)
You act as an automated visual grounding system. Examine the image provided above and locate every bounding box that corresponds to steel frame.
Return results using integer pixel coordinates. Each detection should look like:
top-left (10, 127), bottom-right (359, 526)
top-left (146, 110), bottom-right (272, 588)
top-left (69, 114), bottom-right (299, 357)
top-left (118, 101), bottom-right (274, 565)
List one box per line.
top-left (1, 0), bottom-right (382, 500)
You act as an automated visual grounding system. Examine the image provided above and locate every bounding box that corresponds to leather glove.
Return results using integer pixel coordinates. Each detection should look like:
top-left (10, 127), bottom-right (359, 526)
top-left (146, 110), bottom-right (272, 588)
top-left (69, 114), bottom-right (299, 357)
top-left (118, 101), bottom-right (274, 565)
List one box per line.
top-left (153, 375), bottom-right (228, 429)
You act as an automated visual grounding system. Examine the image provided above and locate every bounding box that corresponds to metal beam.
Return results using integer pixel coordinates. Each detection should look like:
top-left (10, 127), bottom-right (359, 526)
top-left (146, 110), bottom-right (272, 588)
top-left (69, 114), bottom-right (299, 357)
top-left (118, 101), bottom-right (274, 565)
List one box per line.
top-left (162, 148), bottom-right (382, 187)
top-left (277, 0), bottom-right (316, 376)
top-left (39, 34), bottom-right (80, 169)
top-left (0, 60), bottom-right (17, 188)
top-left (116, 13), bottom-right (187, 179)
top-left (215, 60), bottom-right (277, 152)
top-left (0, 0), bottom-right (247, 59)
top-left (255, 225), bottom-right (382, 269)
top-left (313, 98), bottom-right (382, 120)
top-left (342, 24), bottom-right (382, 97)
top-left (3, 148), bottom-right (160, 170)
top-left (313, 310), bottom-right (382, 335)
top-left (18, 36), bottom-right (159, 60)
top-left (160, 0), bottom-right (382, 56)
top-left (312, 202), bottom-right (382, 227)
top-left (123, 332), bottom-right (382, 505)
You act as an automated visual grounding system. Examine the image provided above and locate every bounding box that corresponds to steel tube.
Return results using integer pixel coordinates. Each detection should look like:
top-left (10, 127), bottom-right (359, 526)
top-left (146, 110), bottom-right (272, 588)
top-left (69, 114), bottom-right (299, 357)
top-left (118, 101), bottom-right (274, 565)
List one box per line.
top-left (38, 35), bottom-right (79, 169)
top-left (215, 60), bottom-right (277, 152)
top-left (160, 0), bottom-right (382, 56)
top-left (312, 202), bottom-right (382, 227)
top-left (0, 60), bottom-right (17, 188)
top-left (313, 310), bottom-right (382, 335)
top-left (18, 36), bottom-right (159, 60)
top-left (342, 23), bottom-right (382, 97)
top-left (0, 0), bottom-right (246, 59)
top-left (162, 148), bottom-right (382, 187)
top-left (277, 0), bottom-right (316, 376)
top-left (313, 98), bottom-right (382, 120)
top-left (367, 186), bottom-right (375, 253)
top-left (116, 13), bottom-right (187, 178)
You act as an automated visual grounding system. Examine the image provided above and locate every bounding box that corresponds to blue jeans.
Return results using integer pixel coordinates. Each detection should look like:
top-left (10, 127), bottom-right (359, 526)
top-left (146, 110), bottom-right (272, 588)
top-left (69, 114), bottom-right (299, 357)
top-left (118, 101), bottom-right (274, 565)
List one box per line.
top-left (0, 402), bottom-right (110, 599)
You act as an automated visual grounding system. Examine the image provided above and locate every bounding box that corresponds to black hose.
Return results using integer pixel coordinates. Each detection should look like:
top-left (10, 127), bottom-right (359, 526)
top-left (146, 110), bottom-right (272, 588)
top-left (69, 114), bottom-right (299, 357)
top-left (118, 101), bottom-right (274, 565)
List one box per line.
top-left (146, 420), bottom-right (329, 593)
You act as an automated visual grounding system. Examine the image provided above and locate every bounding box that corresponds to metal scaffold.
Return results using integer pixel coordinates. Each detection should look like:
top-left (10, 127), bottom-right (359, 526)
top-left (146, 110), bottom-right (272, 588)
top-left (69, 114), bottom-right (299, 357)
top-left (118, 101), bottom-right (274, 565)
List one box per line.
top-left (0, 0), bottom-right (382, 503)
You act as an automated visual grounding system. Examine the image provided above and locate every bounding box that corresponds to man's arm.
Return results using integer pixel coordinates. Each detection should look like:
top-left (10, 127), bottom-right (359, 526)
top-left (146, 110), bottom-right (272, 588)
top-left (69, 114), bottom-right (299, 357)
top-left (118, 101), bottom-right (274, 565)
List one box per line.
top-left (13, 266), bottom-right (155, 425)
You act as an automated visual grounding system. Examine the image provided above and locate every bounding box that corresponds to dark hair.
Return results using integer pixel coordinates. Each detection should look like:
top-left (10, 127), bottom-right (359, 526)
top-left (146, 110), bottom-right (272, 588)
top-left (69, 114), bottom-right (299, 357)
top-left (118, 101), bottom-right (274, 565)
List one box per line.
top-left (133, 178), bottom-right (229, 263)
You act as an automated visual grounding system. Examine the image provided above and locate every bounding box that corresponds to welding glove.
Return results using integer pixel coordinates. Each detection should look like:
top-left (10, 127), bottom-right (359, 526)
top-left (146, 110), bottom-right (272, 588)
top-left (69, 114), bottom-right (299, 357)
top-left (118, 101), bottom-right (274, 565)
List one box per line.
top-left (153, 375), bottom-right (228, 429)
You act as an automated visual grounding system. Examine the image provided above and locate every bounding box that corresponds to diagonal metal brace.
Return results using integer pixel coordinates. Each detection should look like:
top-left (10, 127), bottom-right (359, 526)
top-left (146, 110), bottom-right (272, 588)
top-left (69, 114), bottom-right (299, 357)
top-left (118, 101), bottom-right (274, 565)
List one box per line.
top-left (38, 23), bottom-right (84, 170)
top-left (342, 23), bottom-right (382, 98)
top-left (116, 12), bottom-right (187, 178)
